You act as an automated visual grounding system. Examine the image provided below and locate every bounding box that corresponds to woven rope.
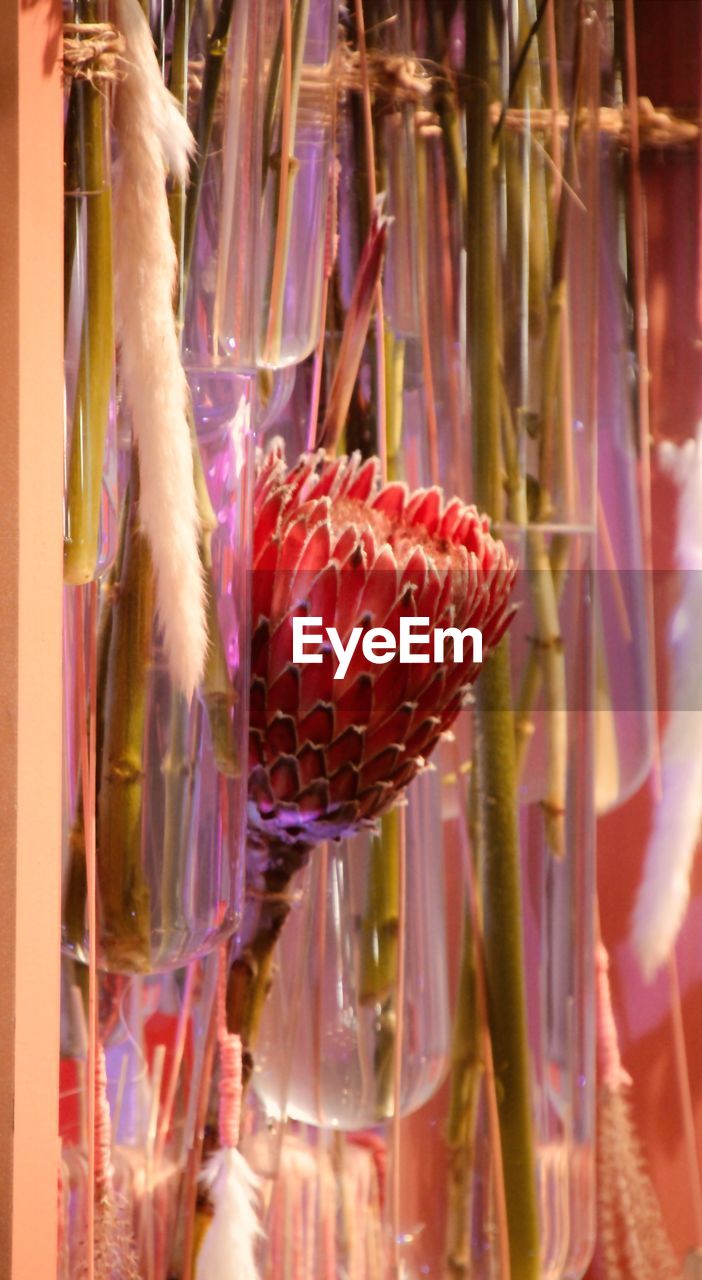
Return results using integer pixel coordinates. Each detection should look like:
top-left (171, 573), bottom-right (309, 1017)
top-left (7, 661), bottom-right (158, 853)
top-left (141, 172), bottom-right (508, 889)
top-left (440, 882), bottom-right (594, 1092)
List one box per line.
top-left (63, 22), bottom-right (124, 84)
top-left (489, 95), bottom-right (699, 150)
top-left (339, 45), bottom-right (432, 109)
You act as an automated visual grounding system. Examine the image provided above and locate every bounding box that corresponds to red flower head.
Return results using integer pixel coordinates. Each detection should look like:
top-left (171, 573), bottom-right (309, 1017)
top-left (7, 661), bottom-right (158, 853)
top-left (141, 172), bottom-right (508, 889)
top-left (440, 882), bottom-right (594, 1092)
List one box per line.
top-left (249, 444), bottom-right (516, 859)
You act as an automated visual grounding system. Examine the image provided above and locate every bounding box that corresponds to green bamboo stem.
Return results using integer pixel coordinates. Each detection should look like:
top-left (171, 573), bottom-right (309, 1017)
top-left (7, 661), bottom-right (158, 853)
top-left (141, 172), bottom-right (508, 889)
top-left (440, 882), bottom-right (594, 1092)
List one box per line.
top-left (160, 695), bottom-right (195, 936)
top-left (444, 906), bottom-right (481, 1279)
top-left (96, 460), bottom-right (154, 973)
top-left (508, 2), bottom-right (592, 841)
top-left (262, 0), bottom-right (311, 364)
top-left (507, 24), bottom-right (550, 352)
top-left (63, 498), bottom-right (129, 953)
top-left (64, 2), bottom-right (114, 586)
top-left (64, 80), bottom-right (80, 333)
top-left (168, 0), bottom-right (193, 325)
top-left (384, 330), bottom-right (405, 481)
top-left (475, 651), bottom-right (540, 1279)
top-left (466, 4), bottom-right (540, 1276)
top-left (357, 809), bottom-right (402, 1117)
top-left (536, 9), bottom-right (586, 524)
top-left (182, 0), bottom-right (238, 287)
top-left (521, 531), bottom-right (569, 856)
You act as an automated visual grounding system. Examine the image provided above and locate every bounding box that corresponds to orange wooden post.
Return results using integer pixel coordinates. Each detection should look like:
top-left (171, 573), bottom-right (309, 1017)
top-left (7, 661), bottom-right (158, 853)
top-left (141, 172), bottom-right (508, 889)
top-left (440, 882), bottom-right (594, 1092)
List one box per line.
top-left (0, 2), bottom-right (63, 1275)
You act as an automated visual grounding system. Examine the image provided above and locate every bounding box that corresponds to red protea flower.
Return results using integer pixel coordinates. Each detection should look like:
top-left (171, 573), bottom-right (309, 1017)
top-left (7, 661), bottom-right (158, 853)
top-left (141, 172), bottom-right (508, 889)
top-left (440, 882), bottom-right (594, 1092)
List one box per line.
top-left (248, 443), bottom-right (516, 859)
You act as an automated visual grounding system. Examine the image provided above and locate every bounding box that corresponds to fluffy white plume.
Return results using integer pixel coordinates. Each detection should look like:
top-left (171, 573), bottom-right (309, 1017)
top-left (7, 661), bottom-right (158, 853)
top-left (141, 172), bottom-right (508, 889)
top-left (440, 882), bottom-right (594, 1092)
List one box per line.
top-left (196, 1148), bottom-right (263, 1280)
top-left (113, 0), bottom-right (206, 699)
top-left (631, 425), bottom-right (702, 979)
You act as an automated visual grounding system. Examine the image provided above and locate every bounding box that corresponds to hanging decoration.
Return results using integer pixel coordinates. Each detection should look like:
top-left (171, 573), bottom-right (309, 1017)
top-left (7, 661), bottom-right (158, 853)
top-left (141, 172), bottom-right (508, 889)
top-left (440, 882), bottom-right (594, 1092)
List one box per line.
top-left (594, 941), bottom-right (677, 1280)
top-left (197, 958), bottom-right (262, 1280)
top-left (112, 0), bottom-right (206, 699)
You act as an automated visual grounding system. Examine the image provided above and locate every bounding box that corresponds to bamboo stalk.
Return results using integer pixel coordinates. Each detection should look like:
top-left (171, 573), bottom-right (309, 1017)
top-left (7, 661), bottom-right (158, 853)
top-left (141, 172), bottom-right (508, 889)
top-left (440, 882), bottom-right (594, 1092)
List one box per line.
top-left (456, 757), bottom-right (512, 1280)
top-left (444, 765), bottom-right (482, 1279)
top-left (262, 0), bottom-right (311, 363)
top-left (96, 458), bottom-right (154, 973)
top-left (183, 0), bottom-right (238, 286)
top-left (358, 809), bottom-right (402, 1118)
top-left (466, 5), bottom-right (540, 1276)
top-left (64, 0), bottom-right (115, 586)
top-left (168, 0), bottom-right (193, 325)
top-left (444, 907), bottom-right (481, 1280)
top-left (389, 804), bottom-right (407, 1279)
top-left (64, 502), bottom-right (129, 954)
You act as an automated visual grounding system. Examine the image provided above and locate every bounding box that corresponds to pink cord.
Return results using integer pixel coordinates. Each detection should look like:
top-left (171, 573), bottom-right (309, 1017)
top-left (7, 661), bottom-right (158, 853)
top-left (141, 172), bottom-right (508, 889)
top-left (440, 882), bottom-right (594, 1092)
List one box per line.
top-left (292, 1178), bottom-right (304, 1280)
top-left (323, 1170), bottom-right (336, 1280)
top-left (596, 942), bottom-right (631, 1091)
top-left (216, 945), bottom-right (243, 1150)
top-left (94, 1044), bottom-right (113, 1200)
top-left (348, 1133), bottom-right (387, 1210)
top-left (76, 583), bottom-right (98, 1280)
top-left (218, 1034), bottom-right (243, 1150)
top-left (58, 1160), bottom-right (66, 1272)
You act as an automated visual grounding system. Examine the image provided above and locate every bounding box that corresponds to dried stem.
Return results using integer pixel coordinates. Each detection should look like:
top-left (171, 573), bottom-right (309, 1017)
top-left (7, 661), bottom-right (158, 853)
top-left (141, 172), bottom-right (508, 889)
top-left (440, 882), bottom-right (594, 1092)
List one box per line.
top-left (466, 4), bottom-right (540, 1275)
top-left (226, 844), bottom-right (311, 1087)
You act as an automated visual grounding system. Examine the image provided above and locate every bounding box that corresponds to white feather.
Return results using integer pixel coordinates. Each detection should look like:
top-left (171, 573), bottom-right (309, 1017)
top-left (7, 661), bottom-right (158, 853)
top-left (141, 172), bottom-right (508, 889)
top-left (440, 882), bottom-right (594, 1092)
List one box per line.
top-left (196, 1148), bottom-right (263, 1280)
top-left (631, 423), bottom-right (702, 979)
top-left (113, 0), bottom-right (206, 700)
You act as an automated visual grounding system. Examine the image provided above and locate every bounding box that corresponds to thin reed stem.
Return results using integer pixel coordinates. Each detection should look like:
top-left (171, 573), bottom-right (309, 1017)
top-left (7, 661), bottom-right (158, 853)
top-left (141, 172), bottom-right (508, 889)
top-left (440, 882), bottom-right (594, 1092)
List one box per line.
top-left (466, 6), bottom-right (540, 1275)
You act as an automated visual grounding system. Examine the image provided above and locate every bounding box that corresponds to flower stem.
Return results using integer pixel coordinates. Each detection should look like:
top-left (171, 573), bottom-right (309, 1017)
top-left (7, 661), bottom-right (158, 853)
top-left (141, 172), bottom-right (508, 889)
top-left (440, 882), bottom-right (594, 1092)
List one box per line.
top-left (226, 843), bottom-right (310, 1086)
top-left (466, 4), bottom-right (540, 1276)
top-left (96, 457), bottom-right (154, 972)
top-left (64, 1), bottom-right (114, 586)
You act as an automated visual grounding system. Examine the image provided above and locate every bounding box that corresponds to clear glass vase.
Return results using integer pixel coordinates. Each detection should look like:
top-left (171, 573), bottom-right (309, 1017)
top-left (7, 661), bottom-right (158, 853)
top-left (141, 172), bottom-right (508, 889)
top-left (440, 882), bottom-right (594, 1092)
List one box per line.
top-left (59, 960), bottom-right (220, 1280)
top-left (61, 408), bottom-right (253, 974)
top-left (181, 0), bottom-right (337, 374)
top-left (252, 768), bottom-right (451, 1131)
top-left (63, 11), bottom-right (119, 585)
